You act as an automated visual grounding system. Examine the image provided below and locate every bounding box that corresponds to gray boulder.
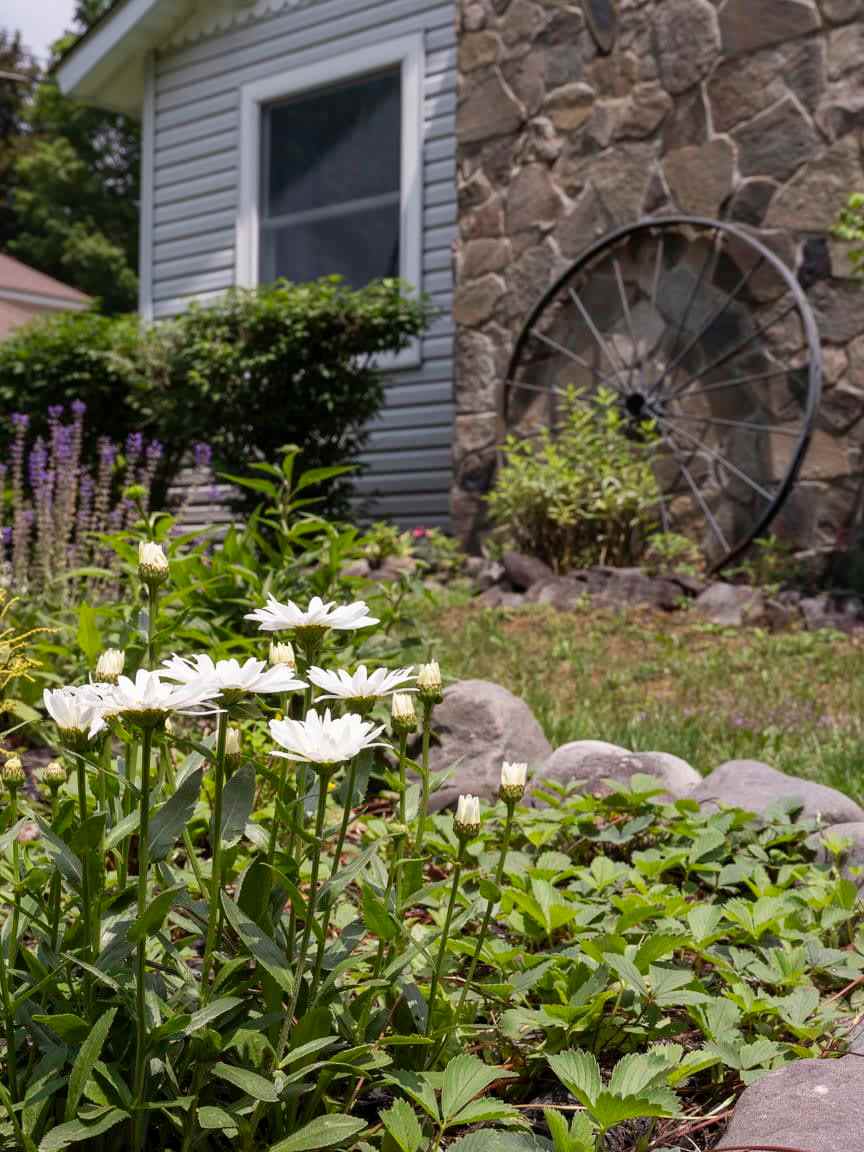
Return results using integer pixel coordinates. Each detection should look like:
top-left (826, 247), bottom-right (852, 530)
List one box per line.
top-left (427, 680), bottom-right (552, 810)
top-left (811, 821), bottom-right (864, 883)
top-left (593, 568), bottom-right (683, 611)
top-left (694, 581), bottom-right (764, 626)
top-left (537, 741), bottom-right (700, 799)
top-left (692, 760), bottom-right (864, 825)
top-left (722, 1056), bottom-right (864, 1152)
top-left (501, 551), bottom-right (555, 591)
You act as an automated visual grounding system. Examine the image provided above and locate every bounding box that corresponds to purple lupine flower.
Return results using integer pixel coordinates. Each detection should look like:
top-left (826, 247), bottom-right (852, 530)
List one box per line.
top-left (146, 440), bottom-right (163, 464)
top-left (194, 442), bottom-right (213, 470)
top-left (28, 439), bottom-right (48, 492)
top-left (126, 432), bottom-right (144, 458)
top-left (10, 413), bottom-right (29, 431)
top-left (47, 404), bottom-right (64, 420)
top-left (1, 527), bottom-right (11, 547)
top-left (71, 399), bottom-right (87, 418)
top-left (99, 437), bottom-right (116, 465)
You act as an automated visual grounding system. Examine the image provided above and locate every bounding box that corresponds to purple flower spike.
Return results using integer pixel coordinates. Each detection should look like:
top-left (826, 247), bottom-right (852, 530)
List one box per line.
top-left (11, 413), bottom-right (29, 431)
top-left (126, 432), bottom-right (144, 455)
top-left (194, 442), bottom-right (213, 469)
top-left (48, 405), bottom-right (64, 421)
top-left (71, 399), bottom-right (87, 417)
top-left (146, 440), bottom-right (163, 462)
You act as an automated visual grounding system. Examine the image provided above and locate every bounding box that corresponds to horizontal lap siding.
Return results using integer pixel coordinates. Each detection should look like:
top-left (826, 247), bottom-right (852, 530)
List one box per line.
top-left (152, 0), bottom-right (456, 528)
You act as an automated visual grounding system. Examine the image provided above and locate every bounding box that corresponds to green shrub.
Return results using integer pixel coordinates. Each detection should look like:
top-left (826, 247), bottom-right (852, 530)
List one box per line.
top-left (487, 387), bottom-right (661, 571)
top-left (0, 277), bottom-right (430, 508)
top-left (834, 192), bottom-right (864, 278)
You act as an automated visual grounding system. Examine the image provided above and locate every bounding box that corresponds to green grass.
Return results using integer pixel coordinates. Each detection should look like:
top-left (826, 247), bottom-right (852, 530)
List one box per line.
top-left (419, 591), bottom-right (864, 803)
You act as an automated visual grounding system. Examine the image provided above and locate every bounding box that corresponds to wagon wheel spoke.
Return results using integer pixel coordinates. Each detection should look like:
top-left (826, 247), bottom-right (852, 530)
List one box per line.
top-left (678, 359), bottom-right (809, 401)
top-left (652, 228), bottom-right (720, 396)
top-left (656, 411), bottom-right (801, 437)
top-left (658, 426), bottom-right (731, 554)
top-left (568, 287), bottom-right (632, 395)
top-left (527, 328), bottom-right (621, 391)
top-left (655, 411), bottom-right (775, 504)
top-left (613, 257), bottom-right (640, 393)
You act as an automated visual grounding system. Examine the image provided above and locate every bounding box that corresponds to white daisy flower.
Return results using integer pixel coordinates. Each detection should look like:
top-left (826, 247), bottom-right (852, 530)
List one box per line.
top-left (94, 648), bottom-right (125, 684)
top-left (500, 760), bottom-right (528, 802)
top-left (245, 595), bottom-right (379, 634)
top-left (270, 708), bottom-right (388, 767)
top-left (307, 664), bottom-right (415, 702)
top-left (102, 669), bottom-right (222, 728)
top-left (44, 685), bottom-right (107, 746)
top-left (160, 654), bottom-right (306, 700)
top-left (138, 540), bottom-right (169, 584)
top-left (455, 793), bottom-right (481, 837)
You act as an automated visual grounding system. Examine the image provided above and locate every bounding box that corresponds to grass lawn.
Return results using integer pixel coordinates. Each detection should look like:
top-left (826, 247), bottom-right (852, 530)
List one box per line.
top-left (421, 592), bottom-right (864, 803)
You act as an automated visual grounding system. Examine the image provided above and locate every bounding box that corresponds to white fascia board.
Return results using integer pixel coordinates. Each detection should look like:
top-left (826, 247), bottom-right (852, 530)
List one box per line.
top-left (0, 288), bottom-right (89, 311)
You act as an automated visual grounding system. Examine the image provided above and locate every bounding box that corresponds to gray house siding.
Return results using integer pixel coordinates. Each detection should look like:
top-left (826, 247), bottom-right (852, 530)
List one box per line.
top-left (149, 0), bottom-right (457, 528)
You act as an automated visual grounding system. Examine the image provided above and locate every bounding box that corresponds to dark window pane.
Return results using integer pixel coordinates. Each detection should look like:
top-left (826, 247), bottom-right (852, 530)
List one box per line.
top-left (265, 68), bottom-right (401, 218)
top-left (261, 202), bottom-right (400, 288)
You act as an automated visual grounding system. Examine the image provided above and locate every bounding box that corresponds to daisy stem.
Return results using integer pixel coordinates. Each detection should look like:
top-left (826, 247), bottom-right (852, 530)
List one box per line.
top-left (415, 704), bottom-right (433, 858)
top-left (455, 800), bottom-right (515, 1022)
top-left (278, 765), bottom-right (331, 1062)
top-left (48, 787), bottom-right (62, 955)
top-left (133, 723), bottom-right (153, 1150)
top-left (74, 753), bottom-right (93, 1013)
top-left (309, 753), bottom-right (359, 999)
top-left (8, 786), bottom-right (20, 975)
top-left (145, 582), bottom-right (158, 670)
top-left (424, 836), bottom-right (466, 1043)
top-left (201, 710), bottom-right (229, 1001)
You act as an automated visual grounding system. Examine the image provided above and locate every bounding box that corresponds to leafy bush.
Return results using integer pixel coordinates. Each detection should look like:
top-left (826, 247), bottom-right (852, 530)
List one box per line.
top-left (488, 388), bottom-right (661, 571)
top-left (0, 277), bottom-right (430, 507)
top-left (834, 192), bottom-right (864, 278)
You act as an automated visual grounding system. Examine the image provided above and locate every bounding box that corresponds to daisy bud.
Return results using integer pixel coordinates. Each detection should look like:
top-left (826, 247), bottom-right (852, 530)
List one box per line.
top-left (164, 717), bottom-right (175, 737)
top-left (225, 726), bottom-right (242, 768)
top-left (2, 757), bottom-right (25, 790)
top-left (95, 648), bottom-right (125, 685)
top-left (38, 760), bottom-right (67, 789)
top-left (269, 641), bottom-right (296, 670)
top-left (138, 540), bottom-right (169, 586)
top-left (416, 660), bottom-right (443, 706)
top-left (454, 793), bottom-right (481, 840)
top-left (500, 760), bottom-right (527, 803)
top-left (391, 692), bottom-right (417, 736)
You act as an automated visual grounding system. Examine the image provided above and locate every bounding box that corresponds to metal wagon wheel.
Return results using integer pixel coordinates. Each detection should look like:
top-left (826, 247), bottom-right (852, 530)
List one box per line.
top-left (504, 216), bottom-right (823, 574)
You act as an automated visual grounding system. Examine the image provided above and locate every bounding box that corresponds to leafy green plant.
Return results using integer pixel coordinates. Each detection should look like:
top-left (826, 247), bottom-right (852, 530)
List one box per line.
top-left (642, 532), bottom-right (705, 580)
top-left (487, 388), bottom-right (660, 572)
top-left (834, 191), bottom-right (864, 278)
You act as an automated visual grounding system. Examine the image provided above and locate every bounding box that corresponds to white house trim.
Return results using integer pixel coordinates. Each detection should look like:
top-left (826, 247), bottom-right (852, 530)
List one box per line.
top-left (236, 32), bottom-right (425, 369)
top-left (139, 53), bottom-right (156, 322)
top-left (0, 289), bottom-right (89, 312)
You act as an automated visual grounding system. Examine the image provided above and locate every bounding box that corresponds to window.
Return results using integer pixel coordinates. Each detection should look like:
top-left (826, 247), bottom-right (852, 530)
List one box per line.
top-left (238, 36), bottom-right (424, 364)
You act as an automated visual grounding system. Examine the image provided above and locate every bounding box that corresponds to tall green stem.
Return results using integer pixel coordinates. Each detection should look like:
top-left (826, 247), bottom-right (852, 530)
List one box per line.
top-left (133, 724), bottom-right (154, 1150)
top-left (455, 802), bottom-right (515, 1020)
top-left (0, 934), bottom-right (17, 1103)
top-left (425, 838), bottom-right (466, 1040)
top-left (310, 755), bottom-right (358, 998)
top-left (201, 710), bottom-right (229, 1000)
top-left (8, 789), bottom-right (20, 975)
top-left (277, 766), bottom-right (331, 1062)
top-left (75, 756), bottom-right (93, 1015)
top-left (145, 583), bottom-right (158, 669)
top-left (415, 707), bottom-right (433, 857)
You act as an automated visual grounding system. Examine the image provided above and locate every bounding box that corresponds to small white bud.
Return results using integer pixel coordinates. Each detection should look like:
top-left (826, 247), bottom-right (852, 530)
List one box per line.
top-left (455, 793), bottom-right (481, 838)
top-left (416, 660), bottom-right (443, 705)
top-left (138, 540), bottom-right (169, 585)
top-left (95, 648), bottom-right (125, 685)
top-left (500, 761), bottom-right (528, 802)
top-left (225, 726), bottom-right (242, 766)
top-left (391, 692), bottom-right (417, 735)
top-left (269, 641), bottom-right (296, 670)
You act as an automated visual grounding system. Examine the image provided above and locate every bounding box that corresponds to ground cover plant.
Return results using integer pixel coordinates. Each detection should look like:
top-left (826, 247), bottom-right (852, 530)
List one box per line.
top-left (0, 524), bottom-right (860, 1152)
top-left (419, 595), bottom-right (864, 804)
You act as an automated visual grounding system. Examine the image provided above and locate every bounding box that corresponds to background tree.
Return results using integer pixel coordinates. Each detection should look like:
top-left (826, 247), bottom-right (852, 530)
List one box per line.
top-left (0, 30), bottom-right (37, 251)
top-left (2, 0), bottom-right (140, 313)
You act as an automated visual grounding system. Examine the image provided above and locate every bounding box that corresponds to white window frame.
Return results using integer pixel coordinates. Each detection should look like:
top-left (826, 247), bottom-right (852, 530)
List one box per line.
top-left (237, 34), bottom-right (425, 371)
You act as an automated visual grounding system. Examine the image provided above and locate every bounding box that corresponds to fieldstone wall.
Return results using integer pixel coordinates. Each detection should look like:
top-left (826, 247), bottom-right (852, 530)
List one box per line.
top-left (452, 0), bottom-right (864, 552)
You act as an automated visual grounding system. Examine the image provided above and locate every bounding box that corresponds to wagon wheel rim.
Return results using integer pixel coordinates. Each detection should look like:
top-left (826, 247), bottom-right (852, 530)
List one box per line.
top-left (503, 215), bottom-right (823, 575)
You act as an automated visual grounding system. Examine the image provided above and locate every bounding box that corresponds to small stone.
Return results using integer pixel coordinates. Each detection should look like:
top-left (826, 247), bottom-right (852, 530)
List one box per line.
top-left (375, 555), bottom-right (419, 582)
top-left (819, 0), bottom-right (862, 20)
top-left (463, 2), bottom-right (486, 31)
top-left (499, 0), bottom-right (547, 48)
top-left (721, 1056), bottom-right (864, 1152)
top-left (828, 20), bottom-right (864, 79)
top-left (585, 50), bottom-right (640, 97)
top-left (555, 185), bottom-right (609, 259)
top-left (663, 137), bottom-right (736, 216)
top-left (765, 135), bottom-right (864, 232)
top-left (812, 280), bottom-right (864, 344)
top-left (502, 50), bottom-right (547, 117)
top-left (453, 273), bottom-right (506, 326)
top-left (693, 760), bottom-right (864, 824)
top-left (732, 95), bottom-right (818, 181)
top-left (563, 143), bottom-right (656, 225)
top-left (719, 0), bottom-right (821, 57)
top-left (476, 559), bottom-right (505, 590)
top-left (543, 81), bottom-right (596, 131)
top-left (593, 567), bottom-right (683, 611)
top-left (424, 680), bottom-right (553, 809)
top-left (616, 82), bottom-right (672, 139)
top-left (662, 88), bottom-right (710, 150)
top-left (695, 582), bottom-right (763, 627)
top-left (708, 54), bottom-right (786, 133)
top-left (462, 193), bottom-right (506, 241)
top-left (459, 167), bottom-right (494, 212)
top-left (501, 551), bottom-right (555, 590)
top-left (525, 574), bottom-right (600, 608)
top-left (519, 116), bottom-right (562, 164)
top-left (727, 178), bottom-right (779, 226)
top-left (460, 31), bottom-right (500, 73)
top-left (506, 163), bottom-right (564, 234)
top-left (455, 330), bottom-right (498, 413)
top-left (653, 0), bottom-right (720, 94)
top-left (341, 558), bottom-right (371, 579)
top-left (459, 71), bottom-right (524, 144)
top-left (461, 238), bottom-right (511, 280)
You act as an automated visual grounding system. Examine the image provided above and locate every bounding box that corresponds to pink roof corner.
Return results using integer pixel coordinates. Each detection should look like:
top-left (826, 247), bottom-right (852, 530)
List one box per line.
top-left (0, 253), bottom-right (91, 305)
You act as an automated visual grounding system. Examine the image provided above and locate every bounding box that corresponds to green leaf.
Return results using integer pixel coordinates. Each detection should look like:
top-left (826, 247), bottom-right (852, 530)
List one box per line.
top-left (269, 1113), bottom-right (367, 1152)
top-left (212, 1062), bottom-right (279, 1102)
top-left (104, 810), bottom-right (140, 852)
top-left (441, 1054), bottom-right (517, 1121)
top-left (39, 1109), bottom-right (128, 1152)
top-left (185, 997), bottom-right (242, 1036)
top-left (447, 1132), bottom-right (552, 1152)
top-left (198, 1105), bottom-right (239, 1134)
top-left (149, 767), bottom-right (203, 862)
top-left (361, 883), bottom-right (399, 942)
top-left (221, 763), bottom-right (255, 848)
top-left (76, 603), bottom-right (102, 665)
top-left (65, 1009), bottom-right (116, 1121)
top-left (30, 1014), bottom-right (89, 1043)
top-left (37, 821), bottom-right (83, 890)
top-left (127, 886), bottom-right (184, 944)
top-left (380, 1100), bottom-right (423, 1152)
top-left (222, 893), bottom-right (294, 995)
top-left (386, 1070), bottom-right (440, 1122)
top-left (448, 1099), bottom-right (524, 1128)
top-left (0, 818), bottom-right (27, 854)
top-left (547, 1050), bottom-right (602, 1109)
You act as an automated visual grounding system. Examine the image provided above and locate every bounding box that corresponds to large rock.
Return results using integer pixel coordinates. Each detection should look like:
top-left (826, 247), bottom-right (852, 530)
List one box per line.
top-left (765, 135), bottom-right (864, 231)
top-left (722, 1057), bottom-right (864, 1152)
top-left (663, 137), bottom-right (736, 216)
top-left (427, 680), bottom-right (552, 809)
top-left (692, 760), bottom-right (864, 825)
top-left (501, 551), bottom-right (555, 591)
top-left (719, 0), bottom-right (821, 57)
top-left (732, 95), bottom-right (818, 181)
top-left (593, 568), bottom-right (683, 611)
top-left (459, 71), bottom-right (524, 144)
top-left (538, 742), bottom-right (701, 799)
top-left (653, 0), bottom-right (720, 95)
top-left (694, 582), bottom-right (764, 626)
